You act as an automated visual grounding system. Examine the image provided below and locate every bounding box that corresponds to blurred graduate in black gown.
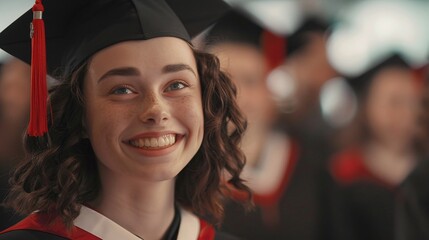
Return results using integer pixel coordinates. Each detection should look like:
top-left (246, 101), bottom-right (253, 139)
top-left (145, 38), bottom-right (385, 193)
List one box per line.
top-left (322, 54), bottom-right (425, 240)
top-left (205, 12), bottom-right (330, 240)
top-left (395, 67), bottom-right (429, 240)
top-left (273, 17), bottom-right (338, 240)
top-left (0, 57), bottom-right (30, 230)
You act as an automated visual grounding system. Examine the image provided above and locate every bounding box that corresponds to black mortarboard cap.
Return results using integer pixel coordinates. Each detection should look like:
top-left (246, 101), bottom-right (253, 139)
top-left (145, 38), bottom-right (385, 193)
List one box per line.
top-left (347, 53), bottom-right (412, 97)
top-left (0, 0), bottom-right (230, 76)
top-left (205, 10), bottom-right (263, 49)
top-left (286, 17), bottom-right (328, 57)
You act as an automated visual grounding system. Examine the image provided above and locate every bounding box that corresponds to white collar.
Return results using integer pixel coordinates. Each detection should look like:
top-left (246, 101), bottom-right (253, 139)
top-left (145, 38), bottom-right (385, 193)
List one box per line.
top-left (241, 132), bottom-right (291, 195)
top-left (74, 206), bottom-right (200, 240)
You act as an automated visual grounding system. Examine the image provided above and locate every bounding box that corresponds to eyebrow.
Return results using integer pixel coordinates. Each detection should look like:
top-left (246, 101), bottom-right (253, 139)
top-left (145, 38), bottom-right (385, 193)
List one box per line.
top-left (98, 67), bottom-right (140, 83)
top-left (162, 64), bottom-right (197, 77)
top-left (98, 64), bottom-right (196, 83)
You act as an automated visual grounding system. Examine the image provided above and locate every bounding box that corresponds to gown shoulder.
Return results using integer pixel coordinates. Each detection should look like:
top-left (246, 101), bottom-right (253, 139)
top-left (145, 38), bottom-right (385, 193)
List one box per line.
top-left (0, 229), bottom-right (67, 240)
top-left (215, 231), bottom-right (241, 240)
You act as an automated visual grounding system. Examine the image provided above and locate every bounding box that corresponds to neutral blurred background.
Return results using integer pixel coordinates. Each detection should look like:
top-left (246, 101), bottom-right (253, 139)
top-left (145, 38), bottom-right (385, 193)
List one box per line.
top-left (1, 1), bottom-right (428, 239)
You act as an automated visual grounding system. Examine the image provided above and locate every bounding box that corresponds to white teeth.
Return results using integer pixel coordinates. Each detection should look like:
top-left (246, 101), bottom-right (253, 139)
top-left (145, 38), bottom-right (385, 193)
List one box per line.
top-left (130, 134), bottom-right (177, 149)
top-left (150, 138), bottom-right (158, 147)
top-left (158, 137), bottom-right (166, 147)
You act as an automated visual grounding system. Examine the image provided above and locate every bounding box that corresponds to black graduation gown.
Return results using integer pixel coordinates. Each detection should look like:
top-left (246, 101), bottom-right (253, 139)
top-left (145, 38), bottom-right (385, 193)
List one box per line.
top-left (321, 148), bottom-right (396, 240)
top-left (395, 158), bottom-right (429, 240)
top-left (221, 136), bottom-right (321, 240)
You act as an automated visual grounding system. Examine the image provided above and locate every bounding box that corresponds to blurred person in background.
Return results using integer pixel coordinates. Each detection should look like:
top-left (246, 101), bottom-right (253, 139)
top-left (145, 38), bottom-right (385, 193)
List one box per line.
top-left (0, 57), bottom-right (30, 166)
top-left (275, 17), bottom-right (337, 151)
top-left (270, 17), bottom-right (338, 240)
top-left (205, 11), bottom-right (324, 240)
top-left (395, 66), bottom-right (429, 240)
top-left (322, 54), bottom-right (424, 240)
top-left (0, 56), bottom-right (30, 230)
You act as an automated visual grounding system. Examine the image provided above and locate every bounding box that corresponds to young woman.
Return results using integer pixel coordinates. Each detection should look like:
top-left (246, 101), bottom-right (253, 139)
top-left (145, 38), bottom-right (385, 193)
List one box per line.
top-left (0, 0), bottom-right (250, 239)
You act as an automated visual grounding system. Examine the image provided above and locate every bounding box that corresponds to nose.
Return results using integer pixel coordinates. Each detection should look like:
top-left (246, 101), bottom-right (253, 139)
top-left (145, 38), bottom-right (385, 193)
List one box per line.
top-left (139, 92), bottom-right (169, 125)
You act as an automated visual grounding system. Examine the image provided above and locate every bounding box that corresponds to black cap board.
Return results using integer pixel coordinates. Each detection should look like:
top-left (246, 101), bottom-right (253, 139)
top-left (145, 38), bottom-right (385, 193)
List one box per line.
top-left (205, 10), bottom-right (263, 49)
top-left (347, 53), bottom-right (412, 96)
top-left (0, 0), bottom-right (230, 136)
top-left (0, 0), bottom-right (230, 77)
top-left (286, 17), bottom-right (328, 57)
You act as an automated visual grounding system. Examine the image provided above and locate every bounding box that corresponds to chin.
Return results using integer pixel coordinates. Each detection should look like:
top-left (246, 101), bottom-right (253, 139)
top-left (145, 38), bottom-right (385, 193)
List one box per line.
top-left (133, 163), bottom-right (184, 182)
top-left (143, 170), bottom-right (181, 182)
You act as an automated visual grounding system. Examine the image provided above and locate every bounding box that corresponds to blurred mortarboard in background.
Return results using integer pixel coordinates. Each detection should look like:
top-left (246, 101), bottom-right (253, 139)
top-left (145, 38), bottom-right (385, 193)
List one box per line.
top-left (213, 2), bottom-right (331, 69)
top-left (205, 10), bottom-right (263, 49)
top-left (286, 17), bottom-right (329, 58)
top-left (0, 0), bottom-right (230, 77)
top-left (347, 53), bottom-right (412, 96)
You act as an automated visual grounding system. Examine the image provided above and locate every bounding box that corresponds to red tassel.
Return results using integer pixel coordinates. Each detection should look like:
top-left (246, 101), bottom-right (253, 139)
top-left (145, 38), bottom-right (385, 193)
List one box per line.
top-left (28, 0), bottom-right (47, 136)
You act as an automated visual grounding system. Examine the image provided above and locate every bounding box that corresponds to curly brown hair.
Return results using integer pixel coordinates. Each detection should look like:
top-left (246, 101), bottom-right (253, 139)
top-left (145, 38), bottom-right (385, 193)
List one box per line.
top-left (6, 49), bottom-right (251, 227)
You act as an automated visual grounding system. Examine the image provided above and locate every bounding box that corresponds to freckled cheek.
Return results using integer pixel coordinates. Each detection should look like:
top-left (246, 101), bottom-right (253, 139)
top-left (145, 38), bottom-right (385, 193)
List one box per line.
top-left (85, 100), bottom-right (131, 142)
top-left (175, 97), bottom-right (204, 139)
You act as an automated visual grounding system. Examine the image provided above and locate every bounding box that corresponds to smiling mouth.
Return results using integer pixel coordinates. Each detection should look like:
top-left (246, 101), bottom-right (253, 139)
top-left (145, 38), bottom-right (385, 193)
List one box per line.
top-left (128, 134), bottom-right (176, 150)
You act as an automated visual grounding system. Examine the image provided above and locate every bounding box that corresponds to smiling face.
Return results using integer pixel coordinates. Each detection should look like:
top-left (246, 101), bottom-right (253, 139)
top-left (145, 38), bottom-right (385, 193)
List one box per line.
top-left (83, 37), bottom-right (204, 181)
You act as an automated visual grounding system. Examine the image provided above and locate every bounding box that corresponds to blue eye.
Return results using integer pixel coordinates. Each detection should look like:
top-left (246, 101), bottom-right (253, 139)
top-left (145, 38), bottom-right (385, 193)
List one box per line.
top-left (166, 82), bottom-right (187, 91)
top-left (112, 86), bottom-right (134, 95)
